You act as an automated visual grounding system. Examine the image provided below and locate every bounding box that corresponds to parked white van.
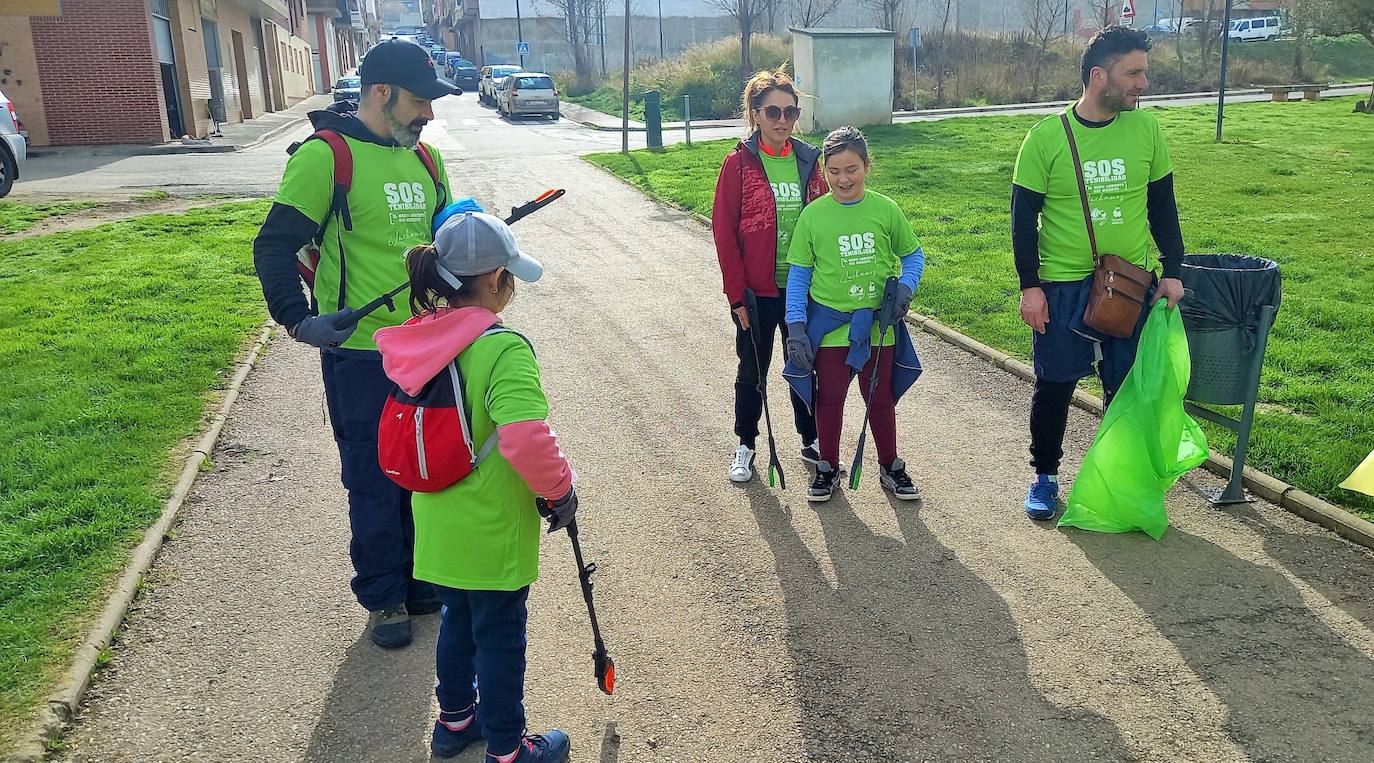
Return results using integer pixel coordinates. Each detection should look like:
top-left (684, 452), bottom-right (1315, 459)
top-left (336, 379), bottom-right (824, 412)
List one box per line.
top-left (1228, 16), bottom-right (1281, 42)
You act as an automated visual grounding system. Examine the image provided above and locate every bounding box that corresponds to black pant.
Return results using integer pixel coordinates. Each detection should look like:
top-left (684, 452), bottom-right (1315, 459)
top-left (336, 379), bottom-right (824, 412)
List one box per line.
top-left (1028, 375), bottom-right (1123, 476)
top-left (732, 292), bottom-right (817, 449)
top-left (320, 348), bottom-right (433, 611)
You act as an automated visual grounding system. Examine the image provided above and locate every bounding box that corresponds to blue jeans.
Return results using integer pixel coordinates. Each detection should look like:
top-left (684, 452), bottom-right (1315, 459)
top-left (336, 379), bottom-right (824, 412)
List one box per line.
top-left (320, 348), bottom-right (432, 611)
top-left (435, 585), bottom-right (530, 757)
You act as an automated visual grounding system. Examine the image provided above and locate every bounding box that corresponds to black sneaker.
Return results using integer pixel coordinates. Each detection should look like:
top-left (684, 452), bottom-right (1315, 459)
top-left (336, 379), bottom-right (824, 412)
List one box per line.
top-left (369, 604), bottom-right (412, 649)
top-left (880, 458), bottom-right (921, 500)
top-left (808, 461), bottom-right (838, 502)
top-left (800, 440), bottom-right (820, 465)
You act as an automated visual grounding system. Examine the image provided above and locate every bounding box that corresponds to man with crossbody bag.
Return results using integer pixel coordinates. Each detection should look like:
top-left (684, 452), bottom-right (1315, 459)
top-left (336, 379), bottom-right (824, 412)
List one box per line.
top-left (1010, 26), bottom-right (1187, 521)
top-left (253, 40), bottom-right (459, 649)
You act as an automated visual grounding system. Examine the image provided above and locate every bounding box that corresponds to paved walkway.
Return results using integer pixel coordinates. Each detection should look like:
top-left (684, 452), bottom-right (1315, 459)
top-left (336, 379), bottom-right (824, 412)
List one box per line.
top-left (58, 139), bottom-right (1374, 763)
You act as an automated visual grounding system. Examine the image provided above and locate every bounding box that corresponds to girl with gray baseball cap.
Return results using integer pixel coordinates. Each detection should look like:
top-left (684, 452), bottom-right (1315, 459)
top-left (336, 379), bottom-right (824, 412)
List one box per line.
top-left (374, 211), bottom-right (574, 763)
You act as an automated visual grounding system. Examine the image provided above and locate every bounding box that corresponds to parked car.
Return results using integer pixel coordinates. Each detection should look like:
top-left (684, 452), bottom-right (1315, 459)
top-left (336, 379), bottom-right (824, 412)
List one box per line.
top-left (428, 46), bottom-right (447, 68)
top-left (495, 72), bottom-right (560, 120)
top-left (447, 54), bottom-right (480, 89)
top-left (333, 75), bottom-right (362, 103)
top-left (478, 65), bottom-right (523, 105)
top-left (0, 89), bottom-right (26, 198)
top-left (1227, 16), bottom-right (1282, 41)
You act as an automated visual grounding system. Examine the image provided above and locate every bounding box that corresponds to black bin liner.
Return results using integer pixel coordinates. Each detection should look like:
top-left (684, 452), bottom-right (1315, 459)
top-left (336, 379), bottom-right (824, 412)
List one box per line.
top-left (1179, 254), bottom-right (1282, 344)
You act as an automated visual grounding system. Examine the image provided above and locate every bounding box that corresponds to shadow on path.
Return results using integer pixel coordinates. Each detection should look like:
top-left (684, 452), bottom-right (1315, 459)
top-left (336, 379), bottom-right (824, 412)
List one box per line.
top-left (748, 486), bottom-right (1128, 761)
top-left (1070, 526), bottom-right (1374, 762)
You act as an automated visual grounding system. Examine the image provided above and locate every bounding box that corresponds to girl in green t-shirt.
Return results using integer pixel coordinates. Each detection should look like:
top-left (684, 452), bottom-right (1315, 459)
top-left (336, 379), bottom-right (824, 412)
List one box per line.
top-left (374, 211), bottom-right (576, 763)
top-left (784, 127), bottom-right (926, 503)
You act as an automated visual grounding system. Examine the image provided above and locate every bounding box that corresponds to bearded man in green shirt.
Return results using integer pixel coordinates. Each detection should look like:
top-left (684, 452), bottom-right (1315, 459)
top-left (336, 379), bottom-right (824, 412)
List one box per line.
top-left (1011, 26), bottom-right (1187, 521)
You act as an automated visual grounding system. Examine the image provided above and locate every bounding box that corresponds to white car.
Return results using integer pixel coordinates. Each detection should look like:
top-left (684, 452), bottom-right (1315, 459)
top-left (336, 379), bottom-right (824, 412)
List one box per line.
top-left (478, 65), bottom-right (523, 106)
top-left (0, 89), bottom-right (27, 198)
top-left (1227, 16), bottom-right (1281, 42)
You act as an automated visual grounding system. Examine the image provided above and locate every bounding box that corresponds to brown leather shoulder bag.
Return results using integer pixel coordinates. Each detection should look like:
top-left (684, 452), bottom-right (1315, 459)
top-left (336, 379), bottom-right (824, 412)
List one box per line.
top-left (1060, 111), bottom-right (1152, 338)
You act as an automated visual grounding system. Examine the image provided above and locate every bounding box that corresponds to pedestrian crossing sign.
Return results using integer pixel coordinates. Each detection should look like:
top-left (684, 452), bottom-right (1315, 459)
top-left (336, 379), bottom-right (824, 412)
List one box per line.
top-left (516, 41), bottom-right (530, 55)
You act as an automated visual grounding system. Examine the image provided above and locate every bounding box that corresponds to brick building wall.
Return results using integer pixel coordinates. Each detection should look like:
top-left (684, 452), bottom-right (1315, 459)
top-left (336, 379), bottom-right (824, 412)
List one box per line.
top-left (30, 0), bottom-right (166, 146)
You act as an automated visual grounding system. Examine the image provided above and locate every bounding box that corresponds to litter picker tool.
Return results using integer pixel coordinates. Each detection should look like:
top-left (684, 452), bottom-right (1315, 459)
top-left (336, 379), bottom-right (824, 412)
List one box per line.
top-left (849, 277), bottom-right (900, 491)
top-left (742, 288), bottom-right (785, 489)
top-left (536, 502), bottom-right (616, 696)
top-left (334, 189), bottom-right (566, 331)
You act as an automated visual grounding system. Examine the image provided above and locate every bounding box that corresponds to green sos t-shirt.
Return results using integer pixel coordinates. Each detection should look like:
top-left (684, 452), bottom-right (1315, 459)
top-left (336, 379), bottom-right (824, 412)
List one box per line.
top-left (759, 150), bottom-right (803, 288)
top-left (411, 331), bottom-right (551, 591)
top-left (275, 136), bottom-right (451, 351)
top-left (787, 191), bottom-right (920, 348)
top-left (1012, 105), bottom-right (1172, 283)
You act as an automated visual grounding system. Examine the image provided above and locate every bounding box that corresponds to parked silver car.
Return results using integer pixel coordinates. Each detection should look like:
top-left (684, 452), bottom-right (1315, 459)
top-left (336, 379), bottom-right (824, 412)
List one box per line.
top-left (494, 73), bottom-right (560, 120)
top-left (0, 89), bottom-right (27, 198)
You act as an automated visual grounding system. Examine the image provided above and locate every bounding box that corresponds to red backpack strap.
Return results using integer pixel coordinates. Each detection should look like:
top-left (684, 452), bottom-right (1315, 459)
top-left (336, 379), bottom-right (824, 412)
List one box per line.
top-left (415, 142), bottom-right (448, 219)
top-left (315, 129), bottom-right (353, 237)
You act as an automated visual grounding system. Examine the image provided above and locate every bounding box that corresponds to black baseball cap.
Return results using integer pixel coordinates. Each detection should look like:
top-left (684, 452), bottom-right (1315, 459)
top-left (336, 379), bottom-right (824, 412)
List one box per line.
top-left (359, 39), bottom-right (461, 98)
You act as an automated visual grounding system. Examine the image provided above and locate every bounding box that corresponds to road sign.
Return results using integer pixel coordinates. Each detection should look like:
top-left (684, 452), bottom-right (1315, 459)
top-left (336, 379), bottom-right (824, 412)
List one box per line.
top-left (516, 41), bottom-right (530, 55)
top-left (1121, 0), bottom-right (1136, 19)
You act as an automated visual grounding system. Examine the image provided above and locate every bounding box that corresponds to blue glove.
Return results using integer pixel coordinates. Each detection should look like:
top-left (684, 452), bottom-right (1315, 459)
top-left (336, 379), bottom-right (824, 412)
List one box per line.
top-left (289, 308), bottom-right (357, 349)
top-left (432, 197), bottom-right (485, 234)
top-left (786, 322), bottom-right (814, 372)
top-left (537, 487), bottom-right (578, 534)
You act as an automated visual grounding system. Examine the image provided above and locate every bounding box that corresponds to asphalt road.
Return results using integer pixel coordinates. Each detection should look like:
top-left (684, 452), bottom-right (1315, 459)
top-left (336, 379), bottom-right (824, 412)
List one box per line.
top-left (51, 92), bottom-right (1374, 763)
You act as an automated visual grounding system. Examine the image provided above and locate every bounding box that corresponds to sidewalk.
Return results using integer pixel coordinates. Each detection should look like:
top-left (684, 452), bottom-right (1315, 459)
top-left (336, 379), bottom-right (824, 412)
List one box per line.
top-left (26, 93), bottom-right (331, 159)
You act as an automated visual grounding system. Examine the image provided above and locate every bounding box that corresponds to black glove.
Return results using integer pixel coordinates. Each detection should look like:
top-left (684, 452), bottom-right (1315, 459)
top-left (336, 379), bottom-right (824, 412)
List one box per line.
top-left (785, 322), bottom-right (814, 372)
top-left (289, 307), bottom-right (358, 349)
top-left (537, 487), bottom-right (578, 534)
top-left (884, 283), bottom-right (913, 327)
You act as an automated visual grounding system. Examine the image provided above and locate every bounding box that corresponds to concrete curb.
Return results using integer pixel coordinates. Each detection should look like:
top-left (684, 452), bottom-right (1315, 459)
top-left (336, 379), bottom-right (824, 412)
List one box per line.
top-left (906, 312), bottom-right (1374, 551)
top-left (595, 169), bottom-right (1374, 553)
top-left (8, 324), bottom-right (276, 763)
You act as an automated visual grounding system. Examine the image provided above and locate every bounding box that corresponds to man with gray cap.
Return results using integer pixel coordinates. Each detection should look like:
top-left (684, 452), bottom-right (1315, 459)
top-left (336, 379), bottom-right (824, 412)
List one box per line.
top-left (252, 39), bottom-right (461, 649)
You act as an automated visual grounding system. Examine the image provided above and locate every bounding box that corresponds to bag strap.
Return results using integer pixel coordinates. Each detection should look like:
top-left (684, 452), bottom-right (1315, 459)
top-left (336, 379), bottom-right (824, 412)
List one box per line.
top-left (459, 326), bottom-right (536, 469)
top-left (1059, 111), bottom-right (1099, 263)
top-left (414, 142), bottom-right (448, 219)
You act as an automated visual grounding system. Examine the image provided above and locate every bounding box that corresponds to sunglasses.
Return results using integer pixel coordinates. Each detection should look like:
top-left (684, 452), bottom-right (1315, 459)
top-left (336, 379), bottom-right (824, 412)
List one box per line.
top-left (757, 104), bottom-right (801, 122)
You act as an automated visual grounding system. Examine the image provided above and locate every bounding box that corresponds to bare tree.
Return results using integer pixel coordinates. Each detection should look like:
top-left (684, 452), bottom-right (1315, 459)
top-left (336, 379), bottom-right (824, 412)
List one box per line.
top-left (540, 0), bottom-right (601, 87)
top-left (1025, 0), bottom-right (1069, 98)
top-left (708, 0), bottom-right (763, 79)
top-left (791, 0), bottom-right (843, 27)
top-left (866, 0), bottom-right (912, 31)
top-left (934, 0), bottom-right (957, 105)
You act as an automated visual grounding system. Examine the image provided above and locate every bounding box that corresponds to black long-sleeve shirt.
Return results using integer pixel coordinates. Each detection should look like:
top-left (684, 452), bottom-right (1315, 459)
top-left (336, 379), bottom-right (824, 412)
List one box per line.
top-left (1011, 110), bottom-right (1185, 290)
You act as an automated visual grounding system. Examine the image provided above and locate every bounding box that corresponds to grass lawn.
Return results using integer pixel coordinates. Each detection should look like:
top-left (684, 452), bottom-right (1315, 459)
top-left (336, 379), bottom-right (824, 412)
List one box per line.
top-left (0, 201), bottom-right (270, 752)
top-left (586, 97), bottom-right (1374, 519)
top-left (0, 200), bottom-right (102, 234)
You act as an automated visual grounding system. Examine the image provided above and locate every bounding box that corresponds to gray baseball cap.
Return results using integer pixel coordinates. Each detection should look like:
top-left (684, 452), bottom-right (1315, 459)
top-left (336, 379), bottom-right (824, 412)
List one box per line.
top-left (433, 212), bottom-right (543, 290)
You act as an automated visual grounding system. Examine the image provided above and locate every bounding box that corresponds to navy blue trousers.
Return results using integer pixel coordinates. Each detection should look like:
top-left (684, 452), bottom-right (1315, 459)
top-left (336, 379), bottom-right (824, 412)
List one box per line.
top-left (320, 348), bottom-right (433, 611)
top-left (434, 585), bottom-right (531, 757)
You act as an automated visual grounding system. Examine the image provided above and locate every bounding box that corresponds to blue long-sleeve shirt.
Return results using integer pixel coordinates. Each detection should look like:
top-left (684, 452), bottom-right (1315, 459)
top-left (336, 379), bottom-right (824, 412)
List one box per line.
top-left (786, 247), bottom-right (925, 325)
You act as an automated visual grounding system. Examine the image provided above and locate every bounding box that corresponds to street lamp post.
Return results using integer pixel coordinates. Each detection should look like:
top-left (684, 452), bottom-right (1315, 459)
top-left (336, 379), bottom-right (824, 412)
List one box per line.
top-left (657, 0), bottom-right (665, 59)
top-left (1216, 0), bottom-right (1234, 141)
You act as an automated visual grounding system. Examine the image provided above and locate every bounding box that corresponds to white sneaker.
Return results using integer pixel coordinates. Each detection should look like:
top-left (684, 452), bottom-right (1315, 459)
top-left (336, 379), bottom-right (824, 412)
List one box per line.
top-left (729, 445), bottom-right (755, 483)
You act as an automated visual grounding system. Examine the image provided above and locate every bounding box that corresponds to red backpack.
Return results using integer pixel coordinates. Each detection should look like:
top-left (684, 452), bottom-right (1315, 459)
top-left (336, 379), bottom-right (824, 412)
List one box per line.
top-left (378, 325), bottom-right (530, 493)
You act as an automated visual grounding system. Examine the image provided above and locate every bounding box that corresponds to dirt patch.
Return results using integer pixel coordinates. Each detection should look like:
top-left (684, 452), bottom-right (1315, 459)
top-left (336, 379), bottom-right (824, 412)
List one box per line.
top-left (2, 195), bottom-right (258, 239)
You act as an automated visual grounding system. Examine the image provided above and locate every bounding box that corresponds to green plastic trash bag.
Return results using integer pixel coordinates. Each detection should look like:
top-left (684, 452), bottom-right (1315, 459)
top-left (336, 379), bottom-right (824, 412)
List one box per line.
top-left (1058, 302), bottom-right (1209, 540)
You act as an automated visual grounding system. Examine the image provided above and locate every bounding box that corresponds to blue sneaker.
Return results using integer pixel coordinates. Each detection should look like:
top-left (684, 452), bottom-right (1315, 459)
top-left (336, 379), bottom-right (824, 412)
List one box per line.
top-left (489, 730), bottom-right (571, 763)
top-left (1024, 475), bottom-right (1059, 520)
top-left (431, 712), bottom-right (483, 758)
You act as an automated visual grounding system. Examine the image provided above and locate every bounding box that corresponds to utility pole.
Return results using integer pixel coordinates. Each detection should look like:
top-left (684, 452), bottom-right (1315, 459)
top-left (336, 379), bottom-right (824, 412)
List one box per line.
top-left (657, 0), bottom-right (665, 59)
top-left (516, 0), bottom-right (525, 68)
top-left (622, 0), bottom-right (631, 154)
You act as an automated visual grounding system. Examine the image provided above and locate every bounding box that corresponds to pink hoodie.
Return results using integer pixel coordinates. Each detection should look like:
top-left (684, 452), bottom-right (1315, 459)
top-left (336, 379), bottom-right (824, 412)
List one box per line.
top-left (374, 306), bottom-right (573, 500)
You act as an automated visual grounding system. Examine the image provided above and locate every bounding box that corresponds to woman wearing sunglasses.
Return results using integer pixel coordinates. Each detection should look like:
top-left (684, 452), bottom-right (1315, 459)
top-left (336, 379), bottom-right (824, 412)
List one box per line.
top-left (711, 66), bottom-right (827, 484)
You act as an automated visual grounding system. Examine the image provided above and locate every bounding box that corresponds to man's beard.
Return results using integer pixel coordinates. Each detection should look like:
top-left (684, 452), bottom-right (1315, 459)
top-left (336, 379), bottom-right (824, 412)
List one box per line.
top-left (1100, 85), bottom-right (1138, 113)
top-left (385, 107), bottom-right (425, 148)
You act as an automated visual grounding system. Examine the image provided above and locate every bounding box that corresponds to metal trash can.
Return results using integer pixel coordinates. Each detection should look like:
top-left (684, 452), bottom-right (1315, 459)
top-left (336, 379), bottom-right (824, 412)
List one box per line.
top-left (1179, 253), bottom-right (1282, 504)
